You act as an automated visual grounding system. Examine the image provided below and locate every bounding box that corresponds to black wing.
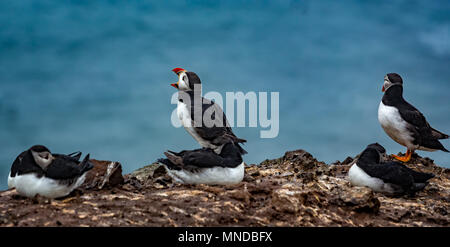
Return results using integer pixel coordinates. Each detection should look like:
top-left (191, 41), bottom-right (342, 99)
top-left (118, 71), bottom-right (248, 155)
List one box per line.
top-left (45, 154), bottom-right (92, 180)
top-left (363, 160), bottom-right (434, 186)
top-left (163, 148), bottom-right (225, 169)
top-left (53, 152), bottom-right (82, 163)
top-left (399, 101), bottom-right (448, 149)
top-left (182, 149), bottom-right (226, 168)
top-left (397, 100), bottom-right (428, 128)
top-left (160, 149), bottom-right (207, 171)
top-left (407, 168), bottom-right (435, 183)
top-left (183, 143), bottom-right (243, 169)
top-left (361, 161), bottom-right (414, 187)
top-left (162, 143), bottom-right (243, 170)
top-left (193, 97), bottom-right (246, 144)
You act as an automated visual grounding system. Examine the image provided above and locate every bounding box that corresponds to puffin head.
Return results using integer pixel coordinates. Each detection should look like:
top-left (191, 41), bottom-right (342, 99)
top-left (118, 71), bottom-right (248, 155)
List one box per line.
top-left (29, 145), bottom-right (54, 169)
top-left (366, 143), bottom-right (388, 163)
top-left (171, 68), bottom-right (201, 91)
top-left (382, 73), bottom-right (403, 92)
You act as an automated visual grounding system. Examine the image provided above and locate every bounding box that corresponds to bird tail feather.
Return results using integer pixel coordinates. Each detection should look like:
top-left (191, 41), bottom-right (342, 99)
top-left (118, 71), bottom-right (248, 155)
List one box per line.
top-left (431, 128), bottom-right (449, 139)
top-left (80, 154), bottom-right (94, 173)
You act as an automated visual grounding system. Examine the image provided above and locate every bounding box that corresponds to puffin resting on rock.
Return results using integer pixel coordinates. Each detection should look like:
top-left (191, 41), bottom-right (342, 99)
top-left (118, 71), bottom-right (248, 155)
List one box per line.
top-left (348, 143), bottom-right (434, 196)
top-left (8, 145), bottom-right (93, 199)
top-left (158, 142), bottom-right (244, 185)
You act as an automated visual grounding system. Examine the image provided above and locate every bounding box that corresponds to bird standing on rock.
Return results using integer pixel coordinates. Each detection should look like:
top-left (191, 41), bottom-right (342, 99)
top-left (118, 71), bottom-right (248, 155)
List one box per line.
top-left (348, 143), bottom-right (434, 195)
top-left (170, 67), bottom-right (247, 155)
top-left (8, 145), bottom-right (93, 198)
top-left (378, 73), bottom-right (448, 162)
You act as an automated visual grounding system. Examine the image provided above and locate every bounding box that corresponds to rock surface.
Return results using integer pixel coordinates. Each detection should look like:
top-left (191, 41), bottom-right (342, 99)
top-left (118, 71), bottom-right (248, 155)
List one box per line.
top-left (84, 159), bottom-right (124, 190)
top-left (0, 151), bottom-right (448, 227)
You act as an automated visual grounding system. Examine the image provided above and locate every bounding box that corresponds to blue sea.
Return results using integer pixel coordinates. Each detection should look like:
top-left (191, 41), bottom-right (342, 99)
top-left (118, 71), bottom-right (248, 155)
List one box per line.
top-left (1, 0), bottom-right (449, 190)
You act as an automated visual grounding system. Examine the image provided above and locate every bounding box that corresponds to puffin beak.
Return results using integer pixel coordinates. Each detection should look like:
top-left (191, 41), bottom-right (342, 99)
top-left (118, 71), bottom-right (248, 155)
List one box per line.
top-left (171, 68), bottom-right (185, 89)
top-left (172, 67), bottom-right (186, 75)
top-left (382, 85), bottom-right (385, 92)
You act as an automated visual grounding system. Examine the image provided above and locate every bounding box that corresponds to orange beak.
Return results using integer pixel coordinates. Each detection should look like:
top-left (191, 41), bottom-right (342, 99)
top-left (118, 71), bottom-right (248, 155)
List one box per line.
top-left (171, 83), bottom-right (179, 89)
top-left (382, 85), bottom-right (385, 92)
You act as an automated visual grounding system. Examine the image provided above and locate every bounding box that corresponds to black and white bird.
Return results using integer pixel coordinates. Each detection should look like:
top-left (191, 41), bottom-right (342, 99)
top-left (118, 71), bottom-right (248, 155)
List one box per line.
top-left (348, 143), bottom-right (434, 195)
top-left (378, 73), bottom-right (448, 162)
top-left (8, 145), bottom-right (94, 198)
top-left (158, 142), bottom-right (245, 185)
top-left (171, 67), bottom-right (247, 155)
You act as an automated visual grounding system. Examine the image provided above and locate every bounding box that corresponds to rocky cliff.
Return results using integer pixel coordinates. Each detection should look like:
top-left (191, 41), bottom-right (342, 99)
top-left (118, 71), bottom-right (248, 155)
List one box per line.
top-left (0, 150), bottom-right (448, 226)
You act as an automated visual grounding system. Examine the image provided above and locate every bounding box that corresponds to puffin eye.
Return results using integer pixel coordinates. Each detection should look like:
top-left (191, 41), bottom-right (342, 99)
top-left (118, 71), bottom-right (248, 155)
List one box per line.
top-left (183, 75), bottom-right (188, 83)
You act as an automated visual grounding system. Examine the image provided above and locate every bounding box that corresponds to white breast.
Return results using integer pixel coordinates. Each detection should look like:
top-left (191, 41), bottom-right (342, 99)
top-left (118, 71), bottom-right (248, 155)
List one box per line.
top-left (177, 101), bottom-right (222, 152)
top-left (7, 172), bottom-right (15, 189)
top-left (348, 163), bottom-right (396, 194)
top-left (378, 101), bottom-right (415, 149)
top-left (11, 173), bottom-right (86, 198)
top-left (165, 162), bottom-right (245, 185)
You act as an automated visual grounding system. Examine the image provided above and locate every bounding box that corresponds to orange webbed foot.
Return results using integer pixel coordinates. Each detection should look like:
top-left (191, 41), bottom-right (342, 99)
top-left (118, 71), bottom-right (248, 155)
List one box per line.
top-left (392, 149), bottom-right (412, 162)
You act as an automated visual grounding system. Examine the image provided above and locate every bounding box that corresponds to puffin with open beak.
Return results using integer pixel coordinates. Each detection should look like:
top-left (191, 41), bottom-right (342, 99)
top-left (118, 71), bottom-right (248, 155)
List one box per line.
top-left (378, 73), bottom-right (449, 162)
top-left (170, 67), bottom-right (247, 155)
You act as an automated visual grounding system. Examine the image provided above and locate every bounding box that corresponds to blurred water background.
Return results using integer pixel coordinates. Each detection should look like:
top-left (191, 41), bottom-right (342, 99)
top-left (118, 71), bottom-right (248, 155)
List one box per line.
top-left (1, 0), bottom-right (449, 190)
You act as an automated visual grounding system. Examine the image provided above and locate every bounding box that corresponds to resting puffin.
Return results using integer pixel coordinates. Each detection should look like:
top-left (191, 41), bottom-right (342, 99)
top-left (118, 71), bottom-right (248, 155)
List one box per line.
top-left (8, 145), bottom-right (93, 198)
top-left (348, 143), bottom-right (434, 195)
top-left (158, 142), bottom-right (244, 185)
top-left (170, 68), bottom-right (247, 155)
top-left (378, 73), bottom-right (448, 162)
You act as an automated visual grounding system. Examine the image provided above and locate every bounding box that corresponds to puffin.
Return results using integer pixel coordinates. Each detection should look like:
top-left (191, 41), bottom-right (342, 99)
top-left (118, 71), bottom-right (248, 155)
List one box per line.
top-left (348, 143), bottom-right (434, 195)
top-left (170, 67), bottom-right (247, 155)
top-left (158, 142), bottom-right (245, 185)
top-left (8, 145), bottom-right (94, 198)
top-left (378, 73), bottom-right (448, 162)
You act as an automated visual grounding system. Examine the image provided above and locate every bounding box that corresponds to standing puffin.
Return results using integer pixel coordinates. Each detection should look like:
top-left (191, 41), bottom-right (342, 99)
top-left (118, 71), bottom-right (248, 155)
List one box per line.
top-left (8, 145), bottom-right (93, 198)
top-left (378, 73), bottom-right (448, 162)
top-left (348, 143), bottom-right (434, 195)
top-left (170, 67), bottom-right (247, 155)
top-left (158, 142), bottom-right (244, 185)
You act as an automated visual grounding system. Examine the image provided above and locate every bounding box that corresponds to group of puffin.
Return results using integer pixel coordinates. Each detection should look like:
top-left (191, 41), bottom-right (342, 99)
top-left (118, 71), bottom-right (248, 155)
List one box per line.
top-left (349, 73), bottom-right (447, 195)
top-left (6, 70), bottom-right (448, 199)
top-left (158, 68), bottom-right (247, 185)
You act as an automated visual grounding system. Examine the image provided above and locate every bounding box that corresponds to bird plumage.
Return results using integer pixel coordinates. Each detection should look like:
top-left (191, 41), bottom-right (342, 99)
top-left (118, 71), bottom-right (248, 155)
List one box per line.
top-left (180, 90), bottom-right (247, 154)
top-left (379, 73), bottom-right (448, 161)
top-left (173, 68), bottom-right (247, 155)
top-left (8, 145), bottom-right (94, 198)
top-left (349, 143), bottom-right (434, 195)
top-left (158, 142), bottom-right (244, 185)
top-left (381, 85), bottom-right (448, 152)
